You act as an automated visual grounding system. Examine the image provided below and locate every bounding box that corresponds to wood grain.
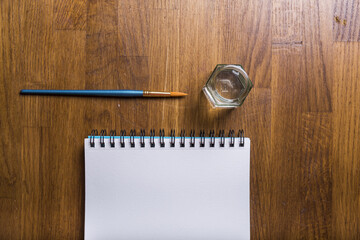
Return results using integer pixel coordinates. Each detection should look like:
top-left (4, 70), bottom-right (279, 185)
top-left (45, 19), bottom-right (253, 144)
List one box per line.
top-left (1, 0), bottom-right (23, 238)
top-left (242, 89), bottom-right (272, 239)
top-left (220, 0), bottom-right (272, 88)
top-left (300, 113), bottom-right (332, 239)
top-left (1, 0), bottom-right (360, 238)
top-left (270, 45), bottom-right (304, 239)
top-left (21, 127), bottom-right (49, 239)
top-left (272, 0), bottom-right (303, 44)
top-left (118, 7), bottom-right (150, 56)
top-left (302, 0), bottom-right (333, 112)
top-left (333, 0), bottom-right (360, 41)
top-left (54, 0), bottom-right (87, 30)
top-left (332, 42), bottom-right (360, 238)
top-left (120, 0), bottom-right (179, 10)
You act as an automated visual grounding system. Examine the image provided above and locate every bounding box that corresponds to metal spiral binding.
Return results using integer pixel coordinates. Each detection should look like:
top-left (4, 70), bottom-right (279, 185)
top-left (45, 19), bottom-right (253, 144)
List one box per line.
top-left (170, 129), bottom-right (175, 147)
top-left (209, 130), bottom-right (215, 147)
top-left (219, 129), bottom-right (225, 147)
top-left (120, 130), bottom-right (126, 147)
top-left (180, 129), bottom-right (185, 147)
top-left (190, 130), bottom-right (195, 147)
top-left (100, 129), bottom-right (106, 147)
top-left (110, 130), bottom-right (116, 147)
top-left (140, 129), bottom-right (145, 147)
top-left (228, 130), bottom-right (235, 147)
top-left (130, 129), bottom-right (135, 147)
top-left (90, 129), bottom-right (98, 147)
top-left (159, 129), bottom-right (165, 147)
top-left (150, 129), bottom-right (155, 147)
top-left (200, 130), bottom-right (205, 147)
top-left (238, 130), bottom-right (244, 147)
top-left (89, 129), bottom-right (245, 148)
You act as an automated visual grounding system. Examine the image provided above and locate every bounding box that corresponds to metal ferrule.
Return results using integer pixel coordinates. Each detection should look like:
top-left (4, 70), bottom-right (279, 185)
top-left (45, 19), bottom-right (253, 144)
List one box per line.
top-left (143, 91), bottom-right (171, 97)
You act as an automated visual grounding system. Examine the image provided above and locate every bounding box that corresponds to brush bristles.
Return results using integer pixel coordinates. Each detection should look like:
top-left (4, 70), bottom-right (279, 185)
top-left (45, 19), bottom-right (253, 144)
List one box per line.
top-left (144, 91), bottom-right (188, 97)
top-left (170, 92), bottom-right (188, 97)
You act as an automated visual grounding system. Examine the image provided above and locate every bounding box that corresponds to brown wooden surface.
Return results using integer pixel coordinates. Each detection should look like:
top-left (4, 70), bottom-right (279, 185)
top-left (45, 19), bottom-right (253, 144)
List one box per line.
top-left (1, 0), bottom-right (359, 239)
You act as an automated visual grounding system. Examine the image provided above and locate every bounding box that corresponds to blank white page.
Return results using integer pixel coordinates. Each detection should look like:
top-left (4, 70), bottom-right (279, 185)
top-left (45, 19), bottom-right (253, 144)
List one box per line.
top-left (85, 137), bottom-right (250, 240)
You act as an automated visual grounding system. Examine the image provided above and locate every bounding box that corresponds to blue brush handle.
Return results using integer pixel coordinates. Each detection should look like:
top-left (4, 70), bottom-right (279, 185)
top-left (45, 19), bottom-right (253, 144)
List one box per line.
top-left (20, 89), bottom-right (144, 97)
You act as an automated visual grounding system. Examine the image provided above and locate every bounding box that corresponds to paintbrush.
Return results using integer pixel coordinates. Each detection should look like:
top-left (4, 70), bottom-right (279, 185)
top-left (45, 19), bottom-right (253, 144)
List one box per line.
top-left (20, 89), bottom-right (187, 97)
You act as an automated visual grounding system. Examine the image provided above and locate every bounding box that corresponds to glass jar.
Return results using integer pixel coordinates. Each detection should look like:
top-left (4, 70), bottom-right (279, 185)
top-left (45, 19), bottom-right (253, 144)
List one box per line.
top-left (202, 64), bottom-right (253, 108)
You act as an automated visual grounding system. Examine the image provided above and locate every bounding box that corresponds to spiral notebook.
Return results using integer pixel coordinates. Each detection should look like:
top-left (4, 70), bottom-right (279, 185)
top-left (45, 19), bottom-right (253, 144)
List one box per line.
top-left (84, 129), bottom-right (250, 240)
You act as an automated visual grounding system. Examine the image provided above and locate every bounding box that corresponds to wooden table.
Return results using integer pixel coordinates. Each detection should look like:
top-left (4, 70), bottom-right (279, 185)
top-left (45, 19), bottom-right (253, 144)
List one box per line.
top-left (1, 0), bottom-right (359, 239)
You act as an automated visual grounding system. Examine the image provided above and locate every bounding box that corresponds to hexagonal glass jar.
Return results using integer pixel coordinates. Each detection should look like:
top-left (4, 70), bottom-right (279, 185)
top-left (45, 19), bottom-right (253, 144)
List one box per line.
top-left (202, 64), bottom-right (253, 108)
